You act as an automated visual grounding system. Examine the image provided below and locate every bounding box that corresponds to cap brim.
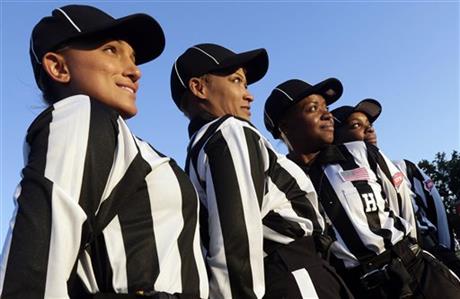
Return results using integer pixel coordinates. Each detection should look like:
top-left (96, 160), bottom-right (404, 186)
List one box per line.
top-left (212, 48), bottom-right (269, 85)
top-left (69, 13), bottom-right (165, 65)
top-left (355, 99), bottom-right (382, 123)
top-left (306, 78), bottom-right (343, 106)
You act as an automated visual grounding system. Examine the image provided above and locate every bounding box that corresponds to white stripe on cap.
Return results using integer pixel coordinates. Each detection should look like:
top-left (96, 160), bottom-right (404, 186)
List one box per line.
top-left (30, 37), bottom-right (41, 64)
top-left (174, 60), bottom-right (187, 88)
top-left (56, 8), bottom-right (82, 33)
top-left (192, 46), bottom-right (220, 64)
top-left (275, 88), bottom-right (295, 102)
top-left (264, 110), bottom-right (275, 128)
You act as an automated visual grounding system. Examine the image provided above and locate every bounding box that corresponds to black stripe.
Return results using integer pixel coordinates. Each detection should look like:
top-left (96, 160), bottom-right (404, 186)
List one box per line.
top-left (243, 127), bottom-right (265, 209)
top-left (95, 154), bottom-right (155, 292)
top-left (263, 211), bottom-right (305, 239)
top-left (267, 149), bottom-right (323, 233)
top-left (170, 161), bottom-right (200, 295)
top-left (2, 108), bottom-right (54, 297)
top-left (74, 101), bottom-right (118, 291)
top-left (186, 116), bottom-right (231, 190)
top-left (367, 145), bottom-right (408, 237)
top-left (309, 163), bottom-right (376, 262)
top-left (339, 145), bottom-right (393, 250)
top-left (205, 130), bottom-right (255, 299)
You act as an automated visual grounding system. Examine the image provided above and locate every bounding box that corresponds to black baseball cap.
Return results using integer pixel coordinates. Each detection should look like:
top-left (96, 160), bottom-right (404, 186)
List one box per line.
top-left (331, 98), bottom-right (382, 128)
top-left (264, 78), bottom-right (343, 139)
top-left (30, 4), bottom-right (165, 90)
top-left (170, 43), bottom-right (269, 110)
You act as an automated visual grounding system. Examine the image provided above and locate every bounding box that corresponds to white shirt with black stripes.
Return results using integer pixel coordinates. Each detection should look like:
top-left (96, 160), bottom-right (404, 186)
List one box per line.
top-left (307, 141), bottom-right (417, 269)
top-left (186, 115), bottom-right (325, 299)
top-left (0, 95), bottom-right (208, 298)
top-left (394, 159), bottom-right (452, 249)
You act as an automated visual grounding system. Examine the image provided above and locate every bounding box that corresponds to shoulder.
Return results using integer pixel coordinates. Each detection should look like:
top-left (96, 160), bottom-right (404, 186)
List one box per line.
top-left (26, 95), bottom-right (119, 145)
top-left (206, 116), bottom-right (262, 146)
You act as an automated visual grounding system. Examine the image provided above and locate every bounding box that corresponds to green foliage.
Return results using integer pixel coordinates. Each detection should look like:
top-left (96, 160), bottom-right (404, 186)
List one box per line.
top-left (418, 150), bottom-right (460, 213)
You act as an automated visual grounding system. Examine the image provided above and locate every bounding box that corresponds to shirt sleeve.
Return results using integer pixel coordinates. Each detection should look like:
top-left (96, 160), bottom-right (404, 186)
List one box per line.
top-left (372, 148), bottom-right (418, 240)
top-left (201, 119), bottom-right (266, 299)
top-left (0, 96), bottom-right (117, 298)
top-left (411, 162), bottom-right (452, 249)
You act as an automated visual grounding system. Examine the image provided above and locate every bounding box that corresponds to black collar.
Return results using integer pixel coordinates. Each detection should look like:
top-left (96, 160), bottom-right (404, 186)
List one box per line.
top-left (188, 114), bottom-right (218, 138)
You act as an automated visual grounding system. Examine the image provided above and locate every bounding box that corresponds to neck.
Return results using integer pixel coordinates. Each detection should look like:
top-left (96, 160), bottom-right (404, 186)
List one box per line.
top-left (287, 150), bottom-right (319, 166)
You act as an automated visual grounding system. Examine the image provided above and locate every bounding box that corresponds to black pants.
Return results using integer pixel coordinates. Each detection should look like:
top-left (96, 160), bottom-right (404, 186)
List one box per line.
top-left (338, 239), bottom-right (460, 299)
top-left (424, 243), bottom-right (460, 277)
top-left (264, 237), bottom-right (354, 299)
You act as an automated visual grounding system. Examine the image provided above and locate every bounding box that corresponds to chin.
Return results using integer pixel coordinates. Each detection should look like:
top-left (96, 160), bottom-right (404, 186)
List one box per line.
top-left (120, 108), bottom-right (137, 119)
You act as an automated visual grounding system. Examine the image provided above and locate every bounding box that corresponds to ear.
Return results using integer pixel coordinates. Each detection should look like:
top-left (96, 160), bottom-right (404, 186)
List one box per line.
top-left (42, 52), bottom-right (71, 84)
top-left (188, 77), bottom-right (208, 100)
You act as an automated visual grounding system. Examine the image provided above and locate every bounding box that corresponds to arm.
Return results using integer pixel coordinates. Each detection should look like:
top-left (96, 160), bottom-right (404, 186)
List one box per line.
top-left (202, 119), bottom-right (266, 299)
top-left (0, 96), bottom-right (117, 298)
top-left (407, 160), bottom-right (452, 249)
top-left (367, 145), bottom-right (418, 240)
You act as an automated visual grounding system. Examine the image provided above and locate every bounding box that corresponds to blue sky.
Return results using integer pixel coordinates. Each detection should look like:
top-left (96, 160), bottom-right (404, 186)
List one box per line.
top-left (1, 1), bottom-right (459, 242)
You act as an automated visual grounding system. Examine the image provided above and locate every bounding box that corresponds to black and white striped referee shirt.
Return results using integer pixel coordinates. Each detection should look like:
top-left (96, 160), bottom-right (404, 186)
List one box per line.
top-left (0, 95), bottom-right (208, 298)
top-left (186, 115), bottom-right (325, 299)
top-left (306, 141), bottom-right (417, 269)
top-left (394, 159), bottom-right (453, 250)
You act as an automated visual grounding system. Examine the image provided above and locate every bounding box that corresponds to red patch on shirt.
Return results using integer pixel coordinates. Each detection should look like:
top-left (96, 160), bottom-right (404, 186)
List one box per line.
top-left (392, 172), bottom-right (404, 188)
top-left (424, 179), bottom-right (434, 192)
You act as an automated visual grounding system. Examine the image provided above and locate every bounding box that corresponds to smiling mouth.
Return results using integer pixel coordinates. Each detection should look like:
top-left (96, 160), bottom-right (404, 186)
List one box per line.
top-left (117, 84), bottom-right (136, 94)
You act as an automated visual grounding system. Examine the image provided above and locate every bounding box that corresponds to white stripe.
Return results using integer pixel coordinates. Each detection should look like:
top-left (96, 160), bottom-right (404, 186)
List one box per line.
top-left (30, 37), bottom-right (41, 64)
top-left (98, 118), bottom-right (138, 211)
top-left (174, 60), bottom-right (187, 88)
top-left (264, 110), bottom-right (275, 128)
top-left (136, 140), bottom-right (185, 294)
top-left (221, 120), bottom-right (265, 298)
top-left (76, 250), bottom-right (99, 293)
top-left (43, 95), bottom-right (91, 297)
top-left (275, 87), bottom-right (295, 102)
top-left (103, 216), bottom-right (128, 293)
top-left (192, 46), bottom-right (220, 64)
top-left (0, 187), bottom-right (20, 293)
top-left (56, 8), bottom-right (82, 32)
top-left (291, 269), bottom-right (319, 298)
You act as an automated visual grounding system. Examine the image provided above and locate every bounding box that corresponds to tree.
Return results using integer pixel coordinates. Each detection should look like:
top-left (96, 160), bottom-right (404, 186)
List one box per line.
top-left (418, 150), bottom-right (460, 214)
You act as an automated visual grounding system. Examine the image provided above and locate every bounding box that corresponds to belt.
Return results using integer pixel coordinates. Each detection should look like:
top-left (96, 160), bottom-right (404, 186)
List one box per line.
top-left (93, 292), bottom-right (197, 299)
top-left (348, 238), bottom-right (421, 291)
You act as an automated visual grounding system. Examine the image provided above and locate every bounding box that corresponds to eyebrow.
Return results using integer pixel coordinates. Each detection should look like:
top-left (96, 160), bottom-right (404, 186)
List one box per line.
top-left (114, 40), bottom-right (136, 63)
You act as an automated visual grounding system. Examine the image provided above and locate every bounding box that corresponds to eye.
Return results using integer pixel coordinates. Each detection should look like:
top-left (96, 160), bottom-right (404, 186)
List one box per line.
top-left (103, 45), bottom-right (117, 54)
top-left (308, 105), bottom-right (318, 112)
top-left (232, 77), bottom-right (242, 84)
top-left (351, 122), bottom-right (361, 129)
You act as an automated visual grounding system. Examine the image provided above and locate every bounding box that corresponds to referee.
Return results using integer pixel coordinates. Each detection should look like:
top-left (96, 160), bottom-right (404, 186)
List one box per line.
top-left (264, 78), bottom-right (460, 298)
top-left (332, 99), bottom-right (460, 276)
top-left (0, 5), bottom-right (208, 298)
top-left (170, 44), bottom-right (352, 298)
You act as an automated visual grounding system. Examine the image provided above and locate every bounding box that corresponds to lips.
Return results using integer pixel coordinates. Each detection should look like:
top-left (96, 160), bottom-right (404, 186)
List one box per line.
top-left (117, 83), bottom-right (138, 94)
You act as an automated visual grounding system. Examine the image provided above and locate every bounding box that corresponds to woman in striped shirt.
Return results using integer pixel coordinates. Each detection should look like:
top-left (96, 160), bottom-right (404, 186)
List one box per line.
top-left (0, 5), bottom-right (208, 298)
top-left (169, 43), bottom-right (352, 299)
top-left (264, 78), bottom-right (460, 299)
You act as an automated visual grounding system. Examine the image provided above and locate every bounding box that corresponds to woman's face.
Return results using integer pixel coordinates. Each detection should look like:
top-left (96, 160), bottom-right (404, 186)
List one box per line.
top-left (61, 39), bottom-right (141, 118)
top-left (280, 94), bottom-right (334, 153)
top-left (202, 68), bottom-right (254, 121)
top-left (335, 111), bottom-right (377, 145)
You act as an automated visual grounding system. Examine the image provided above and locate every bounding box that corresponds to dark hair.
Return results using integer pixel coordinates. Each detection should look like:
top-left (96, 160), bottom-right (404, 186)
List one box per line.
top-left (38, 70), bottom-right (61, 105)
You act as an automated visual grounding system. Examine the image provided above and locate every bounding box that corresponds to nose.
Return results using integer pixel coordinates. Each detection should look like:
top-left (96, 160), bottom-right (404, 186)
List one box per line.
top-left (366, 125), bottom-right (375, 133)
top-left (123, 58), bottom-right (142, 83)
top-left (321, 110), bottom-right (333, 121)
top-left (244, 89), bottom-right (254, 103)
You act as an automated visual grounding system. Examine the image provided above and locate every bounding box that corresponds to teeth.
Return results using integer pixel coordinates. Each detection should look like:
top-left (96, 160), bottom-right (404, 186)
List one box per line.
top-left (120, 86), bottom-right (134, 94)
